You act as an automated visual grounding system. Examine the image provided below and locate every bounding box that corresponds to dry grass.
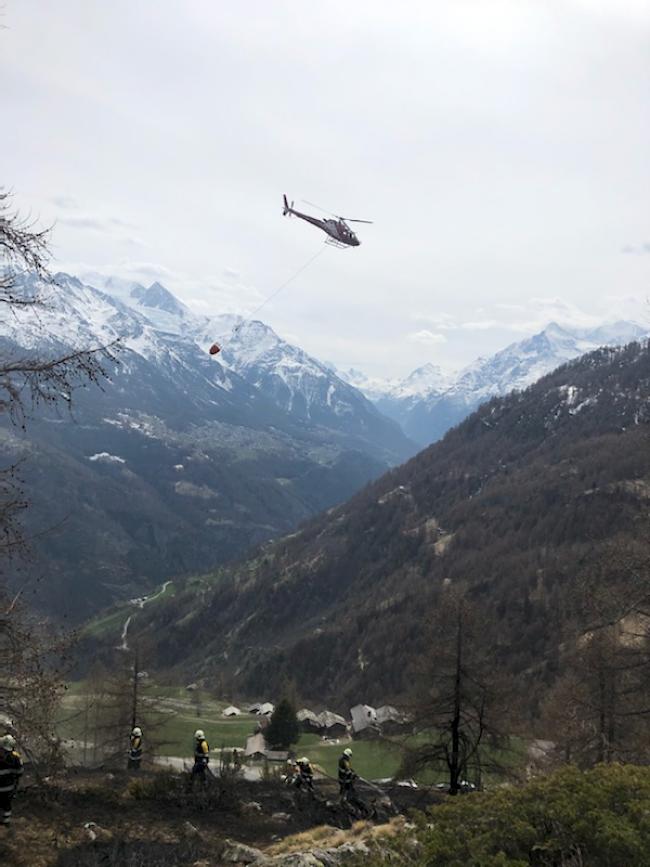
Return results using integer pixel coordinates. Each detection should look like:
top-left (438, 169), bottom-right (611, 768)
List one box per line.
top-left (266, 816), bottom-right (406, 855)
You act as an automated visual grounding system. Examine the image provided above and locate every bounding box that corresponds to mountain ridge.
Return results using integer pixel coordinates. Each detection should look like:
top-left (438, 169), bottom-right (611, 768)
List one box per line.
top-left (117, 338), bottom-right (650, 708)
top-left (345, 320), bottom-right (650, 444)
top-left (1, 271), bottom-right (414, 621)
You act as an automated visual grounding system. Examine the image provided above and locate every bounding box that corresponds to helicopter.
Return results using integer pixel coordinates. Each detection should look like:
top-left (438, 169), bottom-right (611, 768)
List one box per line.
top-left (283, 195), bottom-right (372, 247)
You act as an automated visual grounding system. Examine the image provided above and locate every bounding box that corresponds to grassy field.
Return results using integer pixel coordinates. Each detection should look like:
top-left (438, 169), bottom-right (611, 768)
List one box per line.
top-left (56, 681), bottom-right (406, 779)
top-left (57, 680), bottom-right (524, 784)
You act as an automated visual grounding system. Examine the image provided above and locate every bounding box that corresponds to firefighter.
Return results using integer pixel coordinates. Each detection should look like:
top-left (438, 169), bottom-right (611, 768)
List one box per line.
top-left (338, 747), bottom-right (356, 801)
top-left (295, 756), bottom-right (314, 792)
top-left (192, 729), bottom-right (210, 784)
top-left (0, 734), bottom-right (23, 827)
top-left (128, 726), bottom-right (143, 772)
top-left (284, 757), bottom-right (298, 786)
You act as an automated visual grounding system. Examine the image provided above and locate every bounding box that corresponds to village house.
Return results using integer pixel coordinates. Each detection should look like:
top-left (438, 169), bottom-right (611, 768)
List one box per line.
top-left (350, 704), bottom-right (380, 738)
top-left (317, 710), bottom-right (348, 737)
top-left (297, 709), bottom-right (322, 733)
top-left (222, 705), bottom-right (241, 717)
top-left (376, 704), bottom-right (408, 734)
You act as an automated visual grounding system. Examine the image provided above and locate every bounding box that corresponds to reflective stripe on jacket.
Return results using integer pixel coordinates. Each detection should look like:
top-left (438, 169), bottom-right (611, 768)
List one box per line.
top-left (0, 751), bottom-right (23, 793)
top-left (338, 755), bottom-right (353, 782)
top-left (194, 739), bottom-right (209, 762)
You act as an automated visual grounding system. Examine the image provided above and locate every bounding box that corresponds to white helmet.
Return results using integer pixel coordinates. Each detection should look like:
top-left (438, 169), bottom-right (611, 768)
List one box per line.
top-left (343, 747), bottom-right (352, 757)
top-left (194, 729), bottom-right (205, 740)
top-left (299, 757), bottom-right (309, 763)
top-left (1, 734), bottom-right (16, 751)
top-left (132, 727), bottom-right (142, 737)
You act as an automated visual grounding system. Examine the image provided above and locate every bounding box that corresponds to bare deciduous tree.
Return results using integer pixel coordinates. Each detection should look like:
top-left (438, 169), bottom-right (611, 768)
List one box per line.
top-left (0, 188), bottom-right (118, 768)
top-left (400, 589), bottom-right (511, 793)
top-left (542, 535), bottom-right (650, 767)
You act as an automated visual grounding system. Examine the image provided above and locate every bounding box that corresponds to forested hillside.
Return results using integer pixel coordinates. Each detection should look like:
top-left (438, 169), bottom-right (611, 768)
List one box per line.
top-left (95, 341), bottom-right (650, 709)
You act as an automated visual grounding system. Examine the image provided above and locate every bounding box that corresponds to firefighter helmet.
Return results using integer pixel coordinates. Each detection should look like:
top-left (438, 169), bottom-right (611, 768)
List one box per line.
top-left (194, 729), bottom-right (205, 740)
top-left (132, 727), bottom-right (142, 737)
top-left (343, 747), bottom-right (352, 756)
top-left (1, 734), bottom-right (16, 751)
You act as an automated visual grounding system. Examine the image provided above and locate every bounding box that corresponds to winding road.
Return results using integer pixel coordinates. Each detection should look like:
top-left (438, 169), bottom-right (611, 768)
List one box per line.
top-left (117, 580), bottom-right (173, 651)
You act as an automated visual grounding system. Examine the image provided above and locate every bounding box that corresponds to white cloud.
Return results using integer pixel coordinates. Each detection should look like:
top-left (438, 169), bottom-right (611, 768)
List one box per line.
top-left (49, 195), bottom-right (78, 210)
top-left (495, 303), bottom-right (525, 312)
top-left (53, 206), bottom-right (143, 246)
top-left (622, 242), bottom-right (650, 255)
top-left (4, 0), bottom-right (649, 377)
top-left (459, 319), bottom-right (502, 331)
top-left (413, 312), bottom-right (457, 330)
top-left (407, 330), bottom-right (447, 346)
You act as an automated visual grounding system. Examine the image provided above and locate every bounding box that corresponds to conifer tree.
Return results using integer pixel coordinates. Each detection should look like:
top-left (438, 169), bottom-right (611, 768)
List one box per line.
top-left (265, 698), bottom-right (300, 749)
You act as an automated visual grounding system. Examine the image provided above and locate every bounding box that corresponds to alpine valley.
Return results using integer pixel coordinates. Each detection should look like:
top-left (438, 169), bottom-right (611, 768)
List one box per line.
top-left (0, 272), bottom-right (414, 621)
top-left (88, 339), bottom-right (650, 708)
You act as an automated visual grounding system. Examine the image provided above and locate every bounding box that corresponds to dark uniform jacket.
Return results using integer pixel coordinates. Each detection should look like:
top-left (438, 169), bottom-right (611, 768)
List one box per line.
top-left (338, 754), bottom-right (354, 783)
top-left (297, 760), bottom-right (313, 780)
top-left (129, 734), bottom-right (143, 760)
top-left (0, 749), bottom-right (23, 793)
top-left (194, 738), bottom-right (210, 765)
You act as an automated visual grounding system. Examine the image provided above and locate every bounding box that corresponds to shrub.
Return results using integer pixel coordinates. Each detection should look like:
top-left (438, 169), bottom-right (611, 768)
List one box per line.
top-left (378, 764), bottom-right (650, 866)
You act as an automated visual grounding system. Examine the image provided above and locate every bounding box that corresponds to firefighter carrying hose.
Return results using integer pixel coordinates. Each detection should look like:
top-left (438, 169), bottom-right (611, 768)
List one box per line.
top-left (295, 756), bottom-right (314, 792)
top-left (338, 747), bottom-right (356, 801)
top-left (192, 729), bottom-right (210, 784)
top-left (128, 726), bottom-right (143, 772)
top-left (0, 734), bottom-right (23, 827)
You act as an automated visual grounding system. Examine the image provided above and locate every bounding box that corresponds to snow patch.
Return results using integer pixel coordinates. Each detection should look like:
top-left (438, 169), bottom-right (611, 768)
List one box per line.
top-left (88, 452), bottom-right (126, 464)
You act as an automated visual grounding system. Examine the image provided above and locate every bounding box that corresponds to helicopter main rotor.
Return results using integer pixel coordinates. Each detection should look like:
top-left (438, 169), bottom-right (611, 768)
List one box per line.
top-left (301, 199), bottom-right (373, 225)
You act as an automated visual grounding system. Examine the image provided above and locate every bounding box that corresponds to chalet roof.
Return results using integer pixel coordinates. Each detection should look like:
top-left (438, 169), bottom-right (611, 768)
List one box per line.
top-left (222, 705), bottom-right (241, 716)
top-left (264, 750), bottom-right (289, 762)
top-left (297, 708), bottom-right (320, 724)
top-left (244, 733), bottom-right (266, 757)
top-left (350, 704), bottom-right (376, 715)
top-left (376, 705), bottom-right (403, 723)
top-left (318, 710), bottom-right (347, 729)
top-left (350, 704), bottom-right (378, 732)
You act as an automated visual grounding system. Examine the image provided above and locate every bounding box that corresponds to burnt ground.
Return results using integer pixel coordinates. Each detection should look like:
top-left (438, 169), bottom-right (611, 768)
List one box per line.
top-left (0, 768), bottom-right (444, 866)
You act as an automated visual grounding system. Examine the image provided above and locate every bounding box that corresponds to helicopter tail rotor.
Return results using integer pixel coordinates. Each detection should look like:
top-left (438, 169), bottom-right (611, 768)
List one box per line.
top-left (283, 194), bottom-right (294, 216)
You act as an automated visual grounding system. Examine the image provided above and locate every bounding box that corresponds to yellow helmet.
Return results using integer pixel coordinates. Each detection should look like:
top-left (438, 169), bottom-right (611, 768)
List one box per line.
top-left (343, 747), bottom-right (352, 757)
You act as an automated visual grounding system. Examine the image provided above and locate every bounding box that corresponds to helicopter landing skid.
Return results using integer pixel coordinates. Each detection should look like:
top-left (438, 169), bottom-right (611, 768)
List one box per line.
top-left (325, 238), bottom-right (350, 249)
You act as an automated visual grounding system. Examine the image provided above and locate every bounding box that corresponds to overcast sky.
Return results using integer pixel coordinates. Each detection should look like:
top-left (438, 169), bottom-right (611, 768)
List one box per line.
top-left (3, 0), bottom-right (649, 377)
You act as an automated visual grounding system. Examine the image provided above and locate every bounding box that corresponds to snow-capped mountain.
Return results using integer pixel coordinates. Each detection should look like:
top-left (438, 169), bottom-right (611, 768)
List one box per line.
top-left (1, 271), bottom-right (413, 621)
top-left (357, 321), bottom-right (650, 445)
top-left (82, 270), bottom-right (412, 450)
top-left (221, 321), bottom-right (391, 433)
top-left (338, 363), bottom-right (455, 404)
